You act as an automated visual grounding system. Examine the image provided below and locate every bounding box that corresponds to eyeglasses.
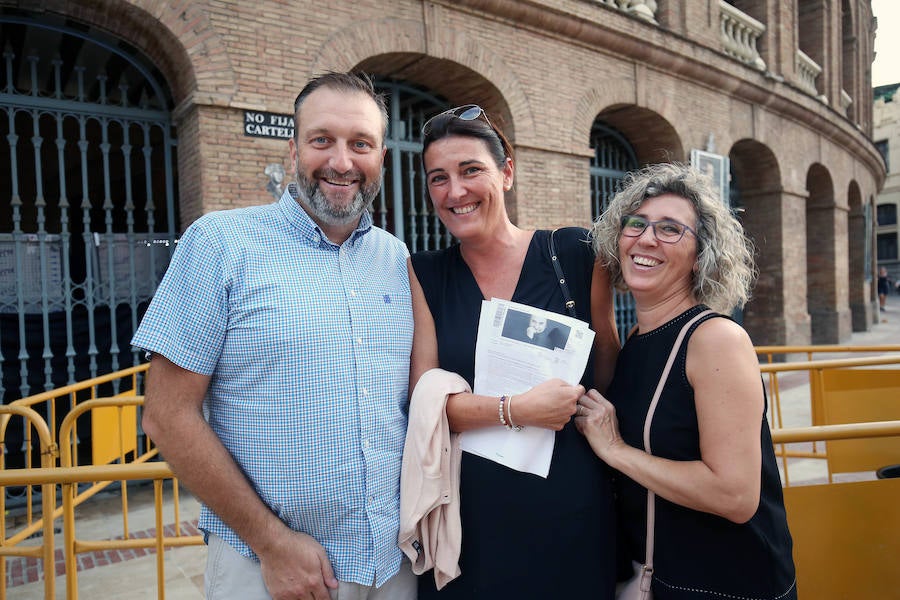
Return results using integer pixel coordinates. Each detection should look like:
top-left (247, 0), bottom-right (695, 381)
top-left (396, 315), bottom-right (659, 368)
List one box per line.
top-left (422, 104), bottom-right (492, 137)
top-left (620, 215), bottom-right (696, 244)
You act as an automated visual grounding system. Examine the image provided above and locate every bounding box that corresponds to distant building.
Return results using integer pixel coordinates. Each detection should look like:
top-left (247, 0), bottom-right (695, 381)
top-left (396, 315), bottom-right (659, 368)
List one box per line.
top-left (874, 83), bottom-right (900, 288)
top-left (0, 0), bottom-right (886, 402)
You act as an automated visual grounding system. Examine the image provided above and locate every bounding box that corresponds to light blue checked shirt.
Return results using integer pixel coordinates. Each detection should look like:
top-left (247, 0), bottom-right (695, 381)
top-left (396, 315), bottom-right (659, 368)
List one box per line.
top-left (132, 185), bottom-right (413, 587)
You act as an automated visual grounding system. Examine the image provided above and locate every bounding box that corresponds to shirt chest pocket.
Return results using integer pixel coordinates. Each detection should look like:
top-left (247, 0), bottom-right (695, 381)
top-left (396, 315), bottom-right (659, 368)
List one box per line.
top-left (351, 289), bottom-right (413, 361)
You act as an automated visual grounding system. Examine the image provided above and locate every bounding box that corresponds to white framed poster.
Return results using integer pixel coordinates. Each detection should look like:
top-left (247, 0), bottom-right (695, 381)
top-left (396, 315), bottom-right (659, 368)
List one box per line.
top-left (690, 149), bottom-right (730, 207)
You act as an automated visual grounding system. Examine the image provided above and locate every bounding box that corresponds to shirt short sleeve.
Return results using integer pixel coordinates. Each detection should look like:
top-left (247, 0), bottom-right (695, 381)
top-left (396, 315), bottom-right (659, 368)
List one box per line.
top-left (131, 218), bottom-right (229, 375)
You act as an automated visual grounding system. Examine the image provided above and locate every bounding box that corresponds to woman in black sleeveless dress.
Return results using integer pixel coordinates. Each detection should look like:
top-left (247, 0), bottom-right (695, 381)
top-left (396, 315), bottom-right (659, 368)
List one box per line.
top-left (408, 105), bottom-right (621, 599)
top-left (575, 163), bottom-right (797, 599)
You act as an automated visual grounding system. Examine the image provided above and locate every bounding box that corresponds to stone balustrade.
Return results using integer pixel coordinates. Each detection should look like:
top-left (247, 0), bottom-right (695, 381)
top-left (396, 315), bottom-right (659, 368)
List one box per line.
top-left (796, 48), bottom-right (825, 101)
top-left (840, 88), bottom-right (853, 117)
top-left (594, 0), bottom-right (658, 23)
top-left (720, 0), bottom-right (766, 71)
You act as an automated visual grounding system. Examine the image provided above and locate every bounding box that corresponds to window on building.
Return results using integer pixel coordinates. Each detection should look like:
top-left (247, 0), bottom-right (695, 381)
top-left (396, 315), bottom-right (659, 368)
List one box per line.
top-left (878, 232), bottom-right (898, 260)
top-left (878, 203), bottom-right (898, 226)
top-left (875, 139), bottom-right (889, 169)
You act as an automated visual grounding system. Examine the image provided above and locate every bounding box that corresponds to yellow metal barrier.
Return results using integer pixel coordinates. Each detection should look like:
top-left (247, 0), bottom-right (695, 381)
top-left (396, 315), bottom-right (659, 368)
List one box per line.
top-left (0, 404), bottom-right (59, 600)
top-left (0, 463), bottom-right (202, 599)
top-left (772, 421), bottom-right (900, 600)
top-left (819, 369), bottom-right (900, 478)
top-left (756, 344), bottom-right (900, 360)
top-left (57, 398), bottom-right (202, 600)
top-left (759, 353), bottom-right (900, 426)
top-left (2, 354), bottom-right (898, 598)
top-left (8, 363), bottom-right (149, 470)
top-left (1, 366), bottom-right (203, 600)
top-left (90, 396), bottom-right (138, 466)
top-left (762, 353), bottom-right (900, 593)
top-left (756, 345), bottom-right (900, 446)
top-left (756, 353), bottom-right (900, 485)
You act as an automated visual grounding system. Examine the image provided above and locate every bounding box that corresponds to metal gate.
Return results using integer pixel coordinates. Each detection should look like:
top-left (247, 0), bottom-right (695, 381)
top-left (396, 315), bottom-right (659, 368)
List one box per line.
top-left (0, 17), bottom-right (178, 409)
top-left (374, 80), bottom-right (452, 253)
top-left (590, 122), bottom-right (638, 342)
top-left (375, 88), bottom-right (640, 340)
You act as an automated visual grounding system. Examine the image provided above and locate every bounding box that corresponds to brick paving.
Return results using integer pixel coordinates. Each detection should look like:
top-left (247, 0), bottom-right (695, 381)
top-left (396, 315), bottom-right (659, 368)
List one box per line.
top-left (5, 519), bottom-right (201, 588)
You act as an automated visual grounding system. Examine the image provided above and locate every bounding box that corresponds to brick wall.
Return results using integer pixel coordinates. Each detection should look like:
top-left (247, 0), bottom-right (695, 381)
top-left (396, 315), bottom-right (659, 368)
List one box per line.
top-left (12, 0), bottom-right (882, 345)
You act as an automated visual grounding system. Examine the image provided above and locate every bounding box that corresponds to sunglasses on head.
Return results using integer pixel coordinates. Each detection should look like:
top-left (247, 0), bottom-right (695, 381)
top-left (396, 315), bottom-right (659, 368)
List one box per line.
top-left (421, 104), bottom-right (493, 137)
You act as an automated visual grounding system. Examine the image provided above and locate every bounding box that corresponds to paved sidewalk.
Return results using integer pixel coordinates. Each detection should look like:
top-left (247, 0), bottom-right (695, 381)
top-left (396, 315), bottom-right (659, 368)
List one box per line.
top-left (6, 303), bottom-right (899, 599)
top-left (7, 482), bottom-right (205, 599)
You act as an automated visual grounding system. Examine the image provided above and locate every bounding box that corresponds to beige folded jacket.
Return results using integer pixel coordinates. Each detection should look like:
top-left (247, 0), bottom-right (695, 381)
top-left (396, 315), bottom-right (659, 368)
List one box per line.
top-left (398, 368), bottom-right (470, 590)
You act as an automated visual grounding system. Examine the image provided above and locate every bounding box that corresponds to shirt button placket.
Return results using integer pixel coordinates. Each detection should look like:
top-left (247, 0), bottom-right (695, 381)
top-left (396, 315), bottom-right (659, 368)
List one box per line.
top-left (346, 261), bottom-right (376, 519)
top-left (360, 386), bottom-right (374, 511)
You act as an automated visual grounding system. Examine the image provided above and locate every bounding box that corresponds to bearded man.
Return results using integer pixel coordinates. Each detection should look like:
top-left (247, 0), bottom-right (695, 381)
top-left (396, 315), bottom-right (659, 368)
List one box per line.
top-left (133, 72), bottom-right (414, 600)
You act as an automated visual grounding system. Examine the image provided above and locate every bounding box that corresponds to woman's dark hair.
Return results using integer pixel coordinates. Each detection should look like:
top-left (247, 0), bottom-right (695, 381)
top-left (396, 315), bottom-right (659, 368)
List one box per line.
top-left (421, 107), bottom-right (513, 169)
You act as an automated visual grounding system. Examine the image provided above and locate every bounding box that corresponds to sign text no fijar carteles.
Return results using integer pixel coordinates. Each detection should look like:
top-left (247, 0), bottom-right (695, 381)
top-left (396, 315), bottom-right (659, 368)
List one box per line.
top-left (244, 111), bottom-right (294, 140)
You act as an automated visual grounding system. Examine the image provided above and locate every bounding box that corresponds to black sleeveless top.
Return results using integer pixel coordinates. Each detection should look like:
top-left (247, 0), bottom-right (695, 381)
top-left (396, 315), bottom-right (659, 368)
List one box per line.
top-left (411, 228), bottom-right (616, 599)
top-left (608, 305), bottom-right (797, 599)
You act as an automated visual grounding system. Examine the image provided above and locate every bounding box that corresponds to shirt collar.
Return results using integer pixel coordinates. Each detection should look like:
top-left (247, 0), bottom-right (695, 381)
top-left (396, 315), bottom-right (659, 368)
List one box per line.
top-left (278, 183), bottom-right (373, 247)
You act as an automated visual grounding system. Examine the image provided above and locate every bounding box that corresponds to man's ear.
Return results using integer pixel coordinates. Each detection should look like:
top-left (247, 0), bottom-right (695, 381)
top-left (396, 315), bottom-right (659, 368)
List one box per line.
top-left (289, 137), bottom-right (298, 165)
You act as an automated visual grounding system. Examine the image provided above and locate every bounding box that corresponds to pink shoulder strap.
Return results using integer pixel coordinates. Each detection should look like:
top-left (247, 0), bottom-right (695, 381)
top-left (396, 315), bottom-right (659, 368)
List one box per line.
top-left (640, 309), bottom-right (715, 580)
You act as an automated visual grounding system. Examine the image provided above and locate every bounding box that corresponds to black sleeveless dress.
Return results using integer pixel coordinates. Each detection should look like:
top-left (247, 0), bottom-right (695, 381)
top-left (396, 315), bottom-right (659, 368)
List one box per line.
top-left (411, 228), bottom-right (616, 599)
top-left (608, 305), bottom-right (797, 600)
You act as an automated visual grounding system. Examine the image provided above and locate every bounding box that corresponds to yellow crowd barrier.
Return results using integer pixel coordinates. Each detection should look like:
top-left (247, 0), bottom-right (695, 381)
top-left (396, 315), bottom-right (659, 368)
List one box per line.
top-left (3, 350), bottom-right (900, 599)
top-left (758, 348), bottom-right (900, 598)
top-left (0, 404), bottom-right (59, 600)
top-left (773, 422), bottom-right (900, 600)
top-left (757, 348), bottom-right (900, 485)
top-left (1, 364), bottom-right (202, 600)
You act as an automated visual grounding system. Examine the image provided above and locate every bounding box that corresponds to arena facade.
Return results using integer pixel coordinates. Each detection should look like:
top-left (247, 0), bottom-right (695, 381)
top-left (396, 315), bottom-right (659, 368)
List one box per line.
top-left (0, 0), bottom-right (885, 400)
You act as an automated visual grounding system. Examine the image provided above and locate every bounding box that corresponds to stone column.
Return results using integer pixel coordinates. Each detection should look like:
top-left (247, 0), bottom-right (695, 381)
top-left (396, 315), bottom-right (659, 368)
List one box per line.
top-left (742, 188), bottom-right (811, 346)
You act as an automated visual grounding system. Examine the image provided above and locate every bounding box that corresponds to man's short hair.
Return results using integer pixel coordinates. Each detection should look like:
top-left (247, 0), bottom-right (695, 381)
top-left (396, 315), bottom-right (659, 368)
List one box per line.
top-left (293, 71), bottom-right (388, 141)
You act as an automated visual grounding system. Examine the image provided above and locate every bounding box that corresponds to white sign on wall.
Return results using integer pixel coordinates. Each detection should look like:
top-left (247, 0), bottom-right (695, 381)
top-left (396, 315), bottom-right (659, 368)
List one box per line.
top-left (690, 149), bottom-right (730, 207)
top-left (243, 111), bottom-right (294, 140)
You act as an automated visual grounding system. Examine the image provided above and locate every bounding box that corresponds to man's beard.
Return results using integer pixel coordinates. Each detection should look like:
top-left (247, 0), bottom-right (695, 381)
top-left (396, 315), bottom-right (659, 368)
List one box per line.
top-left (294, 164), bottom-right (381, 227)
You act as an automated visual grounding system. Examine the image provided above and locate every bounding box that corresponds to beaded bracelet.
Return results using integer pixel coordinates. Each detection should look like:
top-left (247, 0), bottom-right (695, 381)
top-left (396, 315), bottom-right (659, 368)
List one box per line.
top-left (506, 394), bottom-right (523, 432)
top-left (499, 395), bottom-right (508, 427)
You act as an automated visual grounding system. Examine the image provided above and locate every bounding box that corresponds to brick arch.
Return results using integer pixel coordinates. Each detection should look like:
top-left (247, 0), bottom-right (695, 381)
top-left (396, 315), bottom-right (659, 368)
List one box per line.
top-left (571, 82), bottom-right (638, 154)
top-left (312, 18), bottom-right (534, 143)
top-left (146, 1), bottom-right (236, 106)
top-left (44, 0), bottom-right (236, 107)
top-left (145, 1), bottom-right (230, 225)
top-left (311, 18), bottom-right (426, 74)
top-left (594, 104), bottom-right (684, 165)
top-left (729, 138), bottom-right (782, 192)
top-left (807, 163), bottom-right (835, 208)
top-left (847, 179), bottom-right (862, 209)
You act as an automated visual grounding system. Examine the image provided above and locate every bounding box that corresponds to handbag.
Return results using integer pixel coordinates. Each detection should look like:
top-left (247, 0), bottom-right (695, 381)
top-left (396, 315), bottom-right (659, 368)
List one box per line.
top-left (615, 309), bottom-right (714, 600)
top-left (548, 228), bottom-right (577, 318)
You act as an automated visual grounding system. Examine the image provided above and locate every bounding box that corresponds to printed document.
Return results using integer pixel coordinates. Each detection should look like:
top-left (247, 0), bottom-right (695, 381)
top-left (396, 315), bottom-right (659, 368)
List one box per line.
top-left (459, 298), bottom-right (595, 477)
